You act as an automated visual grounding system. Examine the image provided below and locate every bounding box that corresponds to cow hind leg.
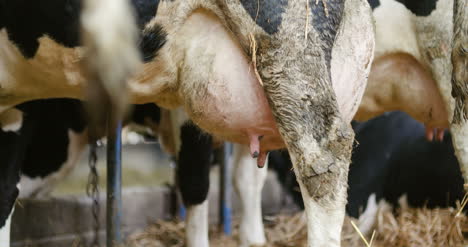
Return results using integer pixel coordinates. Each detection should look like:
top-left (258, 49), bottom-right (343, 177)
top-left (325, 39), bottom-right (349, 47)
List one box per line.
top-left (262, 50), bottom-right (352, 247)
top-left (0, 208), bottom-right (13, 246)
top-left (288, 149), bottom-right (350, 247)
top-left (1, 108), bottom-right (32, 247)
top-left (232, 144), bottom-right (267, 247)
top-left (451, 0), bottom-right (468, 188)
top-left (176, 122), bottom-right (212, 247)
top-left (185, 201), bottom-right (209, 247)
top-left (258, 0), bottom-right (364, 245)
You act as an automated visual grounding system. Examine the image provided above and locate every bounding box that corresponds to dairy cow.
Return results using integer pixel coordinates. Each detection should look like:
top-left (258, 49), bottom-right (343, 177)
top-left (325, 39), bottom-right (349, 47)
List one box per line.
top-left (166, 0), bottom-right (466, 242)
top-left (0, 0), bottom-right (157, 244)
top-left (0, 99), bottom-right (87, 245)
top-left (172, 1), bottom-right (468, 237)
top-left (355, 0), bottom-right (468, 188)
top-left (270, 111), bottom-right (465, 235)
top-left (0, 0), bottom-right (377, 246)
top-left (136, 2), bottom-right (466, 245)
top-left (0, 99), bottom-right (160, 246)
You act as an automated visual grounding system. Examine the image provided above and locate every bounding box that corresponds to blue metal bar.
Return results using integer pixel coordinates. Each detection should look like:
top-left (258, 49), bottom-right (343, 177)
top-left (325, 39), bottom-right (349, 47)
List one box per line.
top-left (107, 120), bottom-right (123, 247)
top-left (179, 204), bottom-right (186, 220)
top-left (219, 143), bottom-right (233, 235)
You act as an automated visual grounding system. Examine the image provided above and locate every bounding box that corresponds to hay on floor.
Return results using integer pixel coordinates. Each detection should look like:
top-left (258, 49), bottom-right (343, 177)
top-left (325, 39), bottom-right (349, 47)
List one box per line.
top-left (127, 204), bottom-right (468, 247)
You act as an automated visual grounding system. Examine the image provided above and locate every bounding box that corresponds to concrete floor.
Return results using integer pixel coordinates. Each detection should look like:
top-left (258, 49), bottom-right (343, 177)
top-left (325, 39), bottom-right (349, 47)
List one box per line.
top-left (52, 142), bottom-right (174, 195)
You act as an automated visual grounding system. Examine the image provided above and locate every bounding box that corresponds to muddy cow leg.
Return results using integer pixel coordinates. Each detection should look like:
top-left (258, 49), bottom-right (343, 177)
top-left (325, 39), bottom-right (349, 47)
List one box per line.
top-left (256, 1), bottom-right (364, 246)
top-left (264, 71), bottom-right (353, 247)
top-left (232, 144), bottom-right (267, 247)
top-left (451, 0), bottom-right (468, 188)
top-left (171, 109), bottom-right (213, 247)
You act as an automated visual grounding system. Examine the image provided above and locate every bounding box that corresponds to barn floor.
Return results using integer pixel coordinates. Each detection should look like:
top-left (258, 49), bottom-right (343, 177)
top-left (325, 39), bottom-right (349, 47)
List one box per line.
top-left (127, 206), bottom-right (468, 247)
top-left (15, 141), bottom-right (468, 247)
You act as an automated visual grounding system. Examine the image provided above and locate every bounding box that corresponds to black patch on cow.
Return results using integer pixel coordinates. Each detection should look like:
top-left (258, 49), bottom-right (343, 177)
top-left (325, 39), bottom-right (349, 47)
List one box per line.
top-left (383, 133), bottom-right (464, 209)
top-left (0, 0), bottom-right (159, 58)
top-left (131, 103), bottom-right (161, 125)
top-left (346, 112), bottom-right (421, 217)
top-left (139, 24), bottom-right (167, 63)
top-left (0, 0), bottom-right (82, 58)
top-left (368, 0), bottom-right (381, 10)
top-left (177, 122), bottom-right (213, 206)
top-left (309, 0), bottom-right (345, 70)
top-left (0, 110), bottom-right (34, 228)
top-left (17, 99), bottom-right (86, 178)
top-left (395, 0), bottom-right (438, 16)
top-left (240, 0), bottom-right (288, 35)
top-left (130, 0), bottom-right (159, 29)
top-left (0, 0), bottom-right (5, 29)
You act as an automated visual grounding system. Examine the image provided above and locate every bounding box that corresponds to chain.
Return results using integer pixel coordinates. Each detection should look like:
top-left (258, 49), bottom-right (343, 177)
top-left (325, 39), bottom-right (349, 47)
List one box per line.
top-left (86, 141), bottom-right (101, 247)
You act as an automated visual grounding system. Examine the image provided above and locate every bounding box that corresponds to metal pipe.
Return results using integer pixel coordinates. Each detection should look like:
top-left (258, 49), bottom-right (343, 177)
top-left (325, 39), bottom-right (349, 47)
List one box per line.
top-left (219, 142), bottom-right (233, 235)
top-left (106, 120), bottom-right (123, 246)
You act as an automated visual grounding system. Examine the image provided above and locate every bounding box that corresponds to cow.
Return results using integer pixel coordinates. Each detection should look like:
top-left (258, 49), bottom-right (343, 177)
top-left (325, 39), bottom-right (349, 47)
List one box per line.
top-left (270, 111), bottom-right (465, 235)
top-left (0, 0), bottom-right (377, 246)
top-left (0, 99), bottom-right (161, 246)
top-left (16, 100), bottom-right (88, 198)
top-left (354, 0), bottom-right (468, 193)
top-left (167, 0), bottom-right (468, 241)
top-left (17, 101), bottom-right (160, 198)
top-left (151, 2), bottom-right (466, 242)
top-left (0, 0), bottom-right (158, 244)
top-left (0, 99), bottom-right (86, 245)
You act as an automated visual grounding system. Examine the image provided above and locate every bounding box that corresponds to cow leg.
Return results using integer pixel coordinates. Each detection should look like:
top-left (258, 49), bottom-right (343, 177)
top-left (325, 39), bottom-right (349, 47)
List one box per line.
top-left (172, 109), bottom-right (213, 247)
top-left (20, 130), bottom-right (88, 198)
top-left (185, 200), bottom-right (209, 247)
top-left (451, 0), bottom-right (468, 187)
top-left (0, 108), bottom-right (33, 247)
top-left (0, 181), bottom-right (18, 247)
top-left (232, 144), bottom-right (267, 247)
top-left (256, 2), bottom-right (361, 246)
top-left (0, 207), bottom-right (13, 246)
top-left (261, 54), bottom-right (353, 247)
top-left (288, 149), bottom-right (350, 246)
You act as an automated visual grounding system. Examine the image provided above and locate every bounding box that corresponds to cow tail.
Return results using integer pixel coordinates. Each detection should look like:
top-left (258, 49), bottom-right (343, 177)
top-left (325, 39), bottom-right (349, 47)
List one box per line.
top-left (80, 0), bottom-right (141, 138)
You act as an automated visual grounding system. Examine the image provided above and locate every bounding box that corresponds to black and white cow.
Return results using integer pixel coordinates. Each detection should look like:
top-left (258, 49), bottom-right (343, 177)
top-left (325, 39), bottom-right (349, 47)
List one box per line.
top-left (159, 1), bottom-right (467, 244)
top-left (270, 111), bottom-right (465, 235)
top-left (0, 0), bottom-right (377, 246)
top-left (0, 0), bottom-right (159, 244)
top-left (355, 0), bottom-right (468, 193)
top-left (1, 0), bottom-right (466, 246)
top-left (17, 100), bottom-right (88, 198)
top-left (0, 99), bottom-right (87, 245)
top-left (0, 99), bottom-right (161, 246)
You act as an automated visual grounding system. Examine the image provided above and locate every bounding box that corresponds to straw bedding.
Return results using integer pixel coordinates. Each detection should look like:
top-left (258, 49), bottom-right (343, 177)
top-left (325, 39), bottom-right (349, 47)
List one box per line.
top-left (127, 204), bottom-right (468, 247)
